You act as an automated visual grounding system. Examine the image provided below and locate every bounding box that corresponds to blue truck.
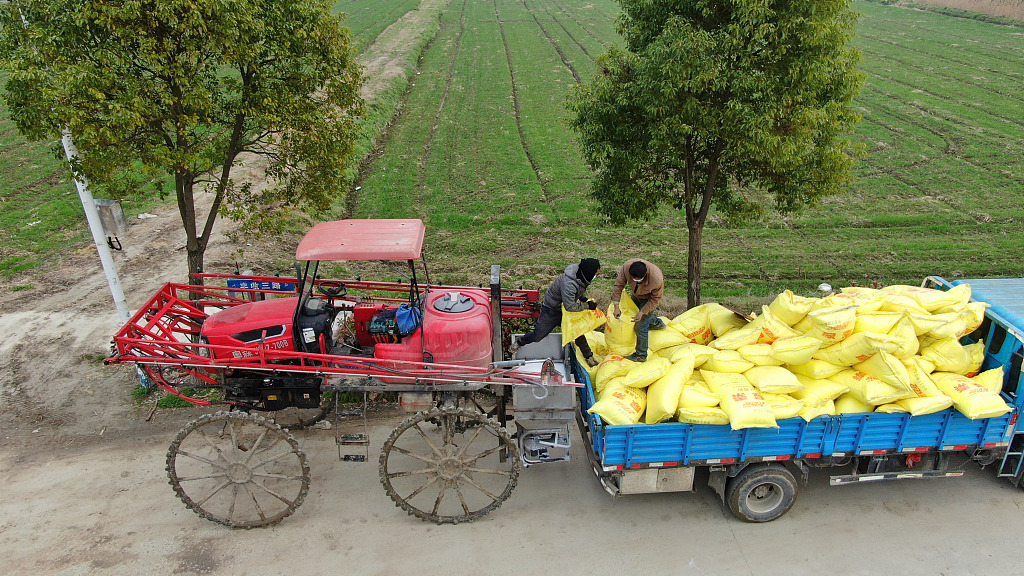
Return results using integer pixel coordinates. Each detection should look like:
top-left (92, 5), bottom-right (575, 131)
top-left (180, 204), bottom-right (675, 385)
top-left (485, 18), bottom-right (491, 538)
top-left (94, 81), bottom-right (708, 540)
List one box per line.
top-left (574, 277), bottom-right (1024, 522)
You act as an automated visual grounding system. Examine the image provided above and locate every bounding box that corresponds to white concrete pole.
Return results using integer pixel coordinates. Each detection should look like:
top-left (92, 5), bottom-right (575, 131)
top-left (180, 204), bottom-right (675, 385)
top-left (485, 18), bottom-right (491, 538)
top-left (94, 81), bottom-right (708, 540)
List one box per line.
top-left (61, 128), bottom-right (132, 324)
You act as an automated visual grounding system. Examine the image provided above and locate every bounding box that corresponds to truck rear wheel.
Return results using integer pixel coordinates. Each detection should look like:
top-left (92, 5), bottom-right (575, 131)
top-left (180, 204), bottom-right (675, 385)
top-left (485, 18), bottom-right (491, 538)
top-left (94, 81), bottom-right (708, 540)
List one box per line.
top-left (726, 464), bottom-right (797, 522)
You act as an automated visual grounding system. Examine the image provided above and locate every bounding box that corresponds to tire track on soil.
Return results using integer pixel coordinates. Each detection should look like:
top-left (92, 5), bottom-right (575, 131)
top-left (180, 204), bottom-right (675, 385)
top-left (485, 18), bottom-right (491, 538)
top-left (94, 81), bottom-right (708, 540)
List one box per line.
top-left (865, 86), bottom-right (1024, 168)
top-left (867, 68), bottom-right (1024, 131)
top-left (416, 0), bottom-right (468, 195)
top-left (862, 48), bottom-right (1024, 109)
top-left (494, 0), bottom-right (557, 212)
top-left (524, 0), bottom-right (582, 83)
top-left (546, 0), bottom-right (612, 54)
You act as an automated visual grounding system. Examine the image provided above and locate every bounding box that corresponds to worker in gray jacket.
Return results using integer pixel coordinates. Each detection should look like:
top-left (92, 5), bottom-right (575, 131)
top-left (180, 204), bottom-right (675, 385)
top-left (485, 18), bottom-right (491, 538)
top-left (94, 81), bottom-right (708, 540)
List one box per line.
top-left (511, 258), bottom-right (601, 367)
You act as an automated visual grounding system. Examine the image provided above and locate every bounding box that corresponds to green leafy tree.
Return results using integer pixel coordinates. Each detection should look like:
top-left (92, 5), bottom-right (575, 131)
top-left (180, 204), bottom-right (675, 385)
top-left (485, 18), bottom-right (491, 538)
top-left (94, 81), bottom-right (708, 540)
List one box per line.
top-left (0, 0), bottom-right (363, 283)
top-left (570, 0), bottom-right (864, 307)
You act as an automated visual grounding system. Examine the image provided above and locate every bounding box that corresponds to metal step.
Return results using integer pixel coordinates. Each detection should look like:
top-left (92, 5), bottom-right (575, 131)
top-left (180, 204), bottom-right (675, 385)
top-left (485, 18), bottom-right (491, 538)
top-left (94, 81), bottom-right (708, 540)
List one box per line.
top-left (997, 430), bottom-right (1024, 480)
top-left (337, 433), bottom-right (369, 445)
top-left (341, 454), bottom-right (367, 462)
top-left (336, 409), bottom-right (364, 418)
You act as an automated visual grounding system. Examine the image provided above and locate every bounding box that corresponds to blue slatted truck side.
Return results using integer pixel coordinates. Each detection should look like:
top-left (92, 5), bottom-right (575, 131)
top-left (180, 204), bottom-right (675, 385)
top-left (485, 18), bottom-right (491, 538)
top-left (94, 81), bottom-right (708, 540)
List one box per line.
top-left (574, 277), bottom-right (1024, 522)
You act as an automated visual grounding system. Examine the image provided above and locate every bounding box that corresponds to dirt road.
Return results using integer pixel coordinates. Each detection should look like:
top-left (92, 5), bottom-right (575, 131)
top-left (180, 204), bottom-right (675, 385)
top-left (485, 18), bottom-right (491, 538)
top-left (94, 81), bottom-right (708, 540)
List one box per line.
top-left (4, 403), bottom-right (1024, 576)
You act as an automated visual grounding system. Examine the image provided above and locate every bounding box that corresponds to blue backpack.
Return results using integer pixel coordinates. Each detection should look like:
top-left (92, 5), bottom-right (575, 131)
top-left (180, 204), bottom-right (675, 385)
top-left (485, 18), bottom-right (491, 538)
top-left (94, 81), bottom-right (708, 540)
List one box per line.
top-left (395, 304), bottom-right (422, 336)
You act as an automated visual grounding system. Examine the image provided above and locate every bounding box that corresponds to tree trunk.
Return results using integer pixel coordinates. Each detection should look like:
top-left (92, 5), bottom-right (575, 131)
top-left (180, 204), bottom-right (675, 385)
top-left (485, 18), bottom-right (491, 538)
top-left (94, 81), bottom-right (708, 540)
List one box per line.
top-left (686, 223), bottom-right (703, 309)
top-left (187, 247), bottom-right (205, 287)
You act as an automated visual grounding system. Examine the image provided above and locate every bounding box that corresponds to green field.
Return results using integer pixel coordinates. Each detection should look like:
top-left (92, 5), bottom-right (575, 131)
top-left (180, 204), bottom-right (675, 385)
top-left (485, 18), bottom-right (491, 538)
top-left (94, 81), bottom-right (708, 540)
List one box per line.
top-left (3, 0), bottom-right (1023, 312)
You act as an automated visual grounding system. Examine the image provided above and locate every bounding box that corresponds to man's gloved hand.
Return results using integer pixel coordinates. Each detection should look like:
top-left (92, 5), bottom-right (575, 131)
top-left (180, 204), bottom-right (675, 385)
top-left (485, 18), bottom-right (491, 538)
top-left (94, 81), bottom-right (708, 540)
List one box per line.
top-left (587, 299), bottom-right (598, 310)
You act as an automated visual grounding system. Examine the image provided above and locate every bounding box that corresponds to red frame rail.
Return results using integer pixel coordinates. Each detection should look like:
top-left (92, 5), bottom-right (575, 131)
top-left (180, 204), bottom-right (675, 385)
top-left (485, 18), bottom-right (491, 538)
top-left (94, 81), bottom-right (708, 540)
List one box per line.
top-left (106, 278), bottom-right (554, 406)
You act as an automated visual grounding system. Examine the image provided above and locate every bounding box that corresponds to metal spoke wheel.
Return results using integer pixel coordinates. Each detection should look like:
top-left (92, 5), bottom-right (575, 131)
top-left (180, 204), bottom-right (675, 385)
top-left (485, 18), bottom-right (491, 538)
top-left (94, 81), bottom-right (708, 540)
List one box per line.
top-left (167, 411), bottom-right (311, 528)
top-left (379, 408), bottom-right (520, 524)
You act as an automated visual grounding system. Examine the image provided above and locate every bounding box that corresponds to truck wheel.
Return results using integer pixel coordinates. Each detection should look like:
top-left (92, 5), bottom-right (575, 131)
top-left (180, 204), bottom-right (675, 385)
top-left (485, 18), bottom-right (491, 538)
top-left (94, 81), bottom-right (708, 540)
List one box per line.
top-left (726, 464), bottom-right (797, 523)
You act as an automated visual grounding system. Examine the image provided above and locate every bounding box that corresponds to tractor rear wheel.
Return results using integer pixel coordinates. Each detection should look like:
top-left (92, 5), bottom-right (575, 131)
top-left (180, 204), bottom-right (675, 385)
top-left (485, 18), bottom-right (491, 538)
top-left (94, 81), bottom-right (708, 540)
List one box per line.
top-left (379, 408), bottom-right (520, 524)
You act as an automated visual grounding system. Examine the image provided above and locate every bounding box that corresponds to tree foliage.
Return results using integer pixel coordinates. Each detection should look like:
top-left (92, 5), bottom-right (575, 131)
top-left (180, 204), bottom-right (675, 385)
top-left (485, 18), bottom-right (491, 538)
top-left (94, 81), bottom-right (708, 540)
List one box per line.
top-left (0, 0), bottom-right (363, 282)
top-left (570, 0), bottom-right (865, 307)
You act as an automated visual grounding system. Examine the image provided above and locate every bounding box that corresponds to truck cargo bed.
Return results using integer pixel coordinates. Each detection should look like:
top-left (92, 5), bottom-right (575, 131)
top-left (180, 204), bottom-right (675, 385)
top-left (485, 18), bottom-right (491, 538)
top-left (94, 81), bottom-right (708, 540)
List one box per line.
top-left (577, 277), bottom-right (1024, 472)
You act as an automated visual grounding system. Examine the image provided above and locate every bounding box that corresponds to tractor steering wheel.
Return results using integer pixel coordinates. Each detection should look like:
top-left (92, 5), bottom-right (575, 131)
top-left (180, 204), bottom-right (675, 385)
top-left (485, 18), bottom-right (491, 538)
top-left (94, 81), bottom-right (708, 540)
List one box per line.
top-left (317, 281), bottom-right (347, 298)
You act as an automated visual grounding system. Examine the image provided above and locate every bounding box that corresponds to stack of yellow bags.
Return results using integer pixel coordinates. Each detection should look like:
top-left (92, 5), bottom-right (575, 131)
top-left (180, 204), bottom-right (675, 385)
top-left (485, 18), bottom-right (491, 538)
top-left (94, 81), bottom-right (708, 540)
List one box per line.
top-left (585, 284), bottom-right (1011, 430)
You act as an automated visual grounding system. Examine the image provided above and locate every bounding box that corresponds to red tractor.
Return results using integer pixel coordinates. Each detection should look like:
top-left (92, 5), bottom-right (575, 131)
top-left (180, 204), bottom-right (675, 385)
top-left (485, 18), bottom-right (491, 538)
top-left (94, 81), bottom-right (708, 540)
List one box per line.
top-left (108, 219), bottom-right (579, 528)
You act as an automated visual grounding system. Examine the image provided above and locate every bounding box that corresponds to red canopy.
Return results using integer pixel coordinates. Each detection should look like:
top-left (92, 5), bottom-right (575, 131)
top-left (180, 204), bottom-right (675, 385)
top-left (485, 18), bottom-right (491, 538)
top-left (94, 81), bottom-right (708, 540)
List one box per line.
top-left (295, 219), bottom-right (425, 261)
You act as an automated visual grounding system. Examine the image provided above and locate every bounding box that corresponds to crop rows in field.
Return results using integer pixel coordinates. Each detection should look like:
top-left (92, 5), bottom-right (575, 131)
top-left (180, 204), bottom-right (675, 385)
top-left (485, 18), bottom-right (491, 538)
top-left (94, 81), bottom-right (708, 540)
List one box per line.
top-left (345, 0), bottom-right (1024, 303)
top-left (349, 0), bottom-right (619, 236)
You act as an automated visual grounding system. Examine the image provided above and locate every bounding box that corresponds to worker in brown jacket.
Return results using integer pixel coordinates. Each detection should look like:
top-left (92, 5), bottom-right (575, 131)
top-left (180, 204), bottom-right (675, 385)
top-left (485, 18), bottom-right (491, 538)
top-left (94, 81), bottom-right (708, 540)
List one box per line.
top-left (611, 258), bottom-right (666, 362)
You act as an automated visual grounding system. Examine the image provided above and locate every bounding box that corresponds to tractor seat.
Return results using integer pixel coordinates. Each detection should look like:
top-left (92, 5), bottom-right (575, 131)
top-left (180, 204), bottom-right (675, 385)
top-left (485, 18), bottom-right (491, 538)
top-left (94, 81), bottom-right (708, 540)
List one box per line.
top-left (302, 297), bottom-right (330, 317)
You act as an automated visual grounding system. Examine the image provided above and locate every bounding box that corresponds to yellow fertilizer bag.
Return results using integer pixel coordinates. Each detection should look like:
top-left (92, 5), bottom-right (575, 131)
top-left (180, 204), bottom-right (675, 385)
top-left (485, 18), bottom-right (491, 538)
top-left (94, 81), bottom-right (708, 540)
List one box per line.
top-left (975, 366), bottom-right (1005, 395)
top-left (813, 332), bottom-right (904, 366)
top-left (933, 284), bottom-right (973, 314)
top-left (906, 312), bottom-right (949, 337)
top-left (887, 315), bottom-right (919, 359)
top-left (799, 399), bottom-right (837, 421)
top-left (832, 369), bottom-right (911, 406)
top-left (645, 357), bottom-right (695, 424)
top-left (709, 325), bottom-right (761, 350)
top-left (879, 292), bottom-right (929, 315)
top-left (770, 335), bottom-right (823, 366)
top-left (648, 327), bottom-right (690, 352)
top-left (704, 349), bottom-right (755, 373)
top-left (882, 284), bottom-right (970, 313)
top-left (875, 403), bottom-right (910, 414)
top-left (920, 336), bottom-right (972, 374)
top-left (788, 358), bottom-right (846, 379)
top-left (835, 393), bottom-right (874, 414)
top-left (707, 303), bottom-right (748, 337)
top-left (595, 355), bottom-right (630, 387)
top-left (738, 343), bottom-right (783, 366)
top-left (791, 375), bottom-right (849, 406)
top-left (926, 311), bottom-right (974, 340)
top-left (795, 306), bottom-right (857, 344)
top-left (904, 358), bottom-right (944, 398)
top-left (963, 302), bottom-right (989, 333)
top-left (598, 376), bottom-right (627, 399)
top-left (964, 341), bottom-right (985, 377)
top-left (932, 372), bottom-right (1011, 419)
top-left (622, 356), bottom-right (671, 388)
top-left (668, 343), bottom-right (718, 367)
top-left (744, 365), bottom-right (804, 394)
top-left (588, 387), bottom-right (647, 426)
top-left (604, 303), bottom-right (638, 356)
top-left (654, 343), bottom-right (688, 361)
top-left (853, 352), bottom-right (912, 392)
top-left (761, 393), bottom-right (805, 420)
top-left (746, 306), bottom-right (800, 344)
top-left (584, 331), bottom-right (608, 357)
top-left (575, 347), bottom-right (600, 382)
top-left (669, 305), bottom-right (716, 345)
top-left (680, 379), bottom-right (721, 408)
top-left (702, 370), bottom-right (778, 430)
top-left (823, 290), bottom-right (885, 313)
top-left (768, 290), bottom-right (818, 326)
top-left (854, 311), bottom-right (904, 335)
top-left (677, 406), bottom-right (731, 425)
top-left (561, 306), bottom-right (607, 346)
top-left (896, 395), bottom-right (952, 417)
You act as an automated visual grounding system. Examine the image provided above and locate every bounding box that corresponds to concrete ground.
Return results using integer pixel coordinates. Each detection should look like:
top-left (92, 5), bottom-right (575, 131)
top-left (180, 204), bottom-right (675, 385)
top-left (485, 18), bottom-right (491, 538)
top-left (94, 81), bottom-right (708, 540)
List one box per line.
top-left (2, 405), bottom-right (1022, 576)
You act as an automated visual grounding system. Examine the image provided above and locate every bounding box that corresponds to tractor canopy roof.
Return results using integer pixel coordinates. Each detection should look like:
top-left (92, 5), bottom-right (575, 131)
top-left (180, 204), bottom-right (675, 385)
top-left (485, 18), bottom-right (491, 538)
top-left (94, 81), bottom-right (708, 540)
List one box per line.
top-left (295, 219), bottom-right (425, 261)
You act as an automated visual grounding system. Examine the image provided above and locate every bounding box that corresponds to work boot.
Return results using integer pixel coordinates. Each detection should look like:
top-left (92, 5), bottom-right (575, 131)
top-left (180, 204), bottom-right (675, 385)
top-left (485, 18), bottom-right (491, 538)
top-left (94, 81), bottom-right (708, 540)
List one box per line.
top-left (585, 355), bottom-right (599, 368)
top-left (624, 353), bottom-right (647, 363)
top-left (650, 317), bottom-right (667, 330)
